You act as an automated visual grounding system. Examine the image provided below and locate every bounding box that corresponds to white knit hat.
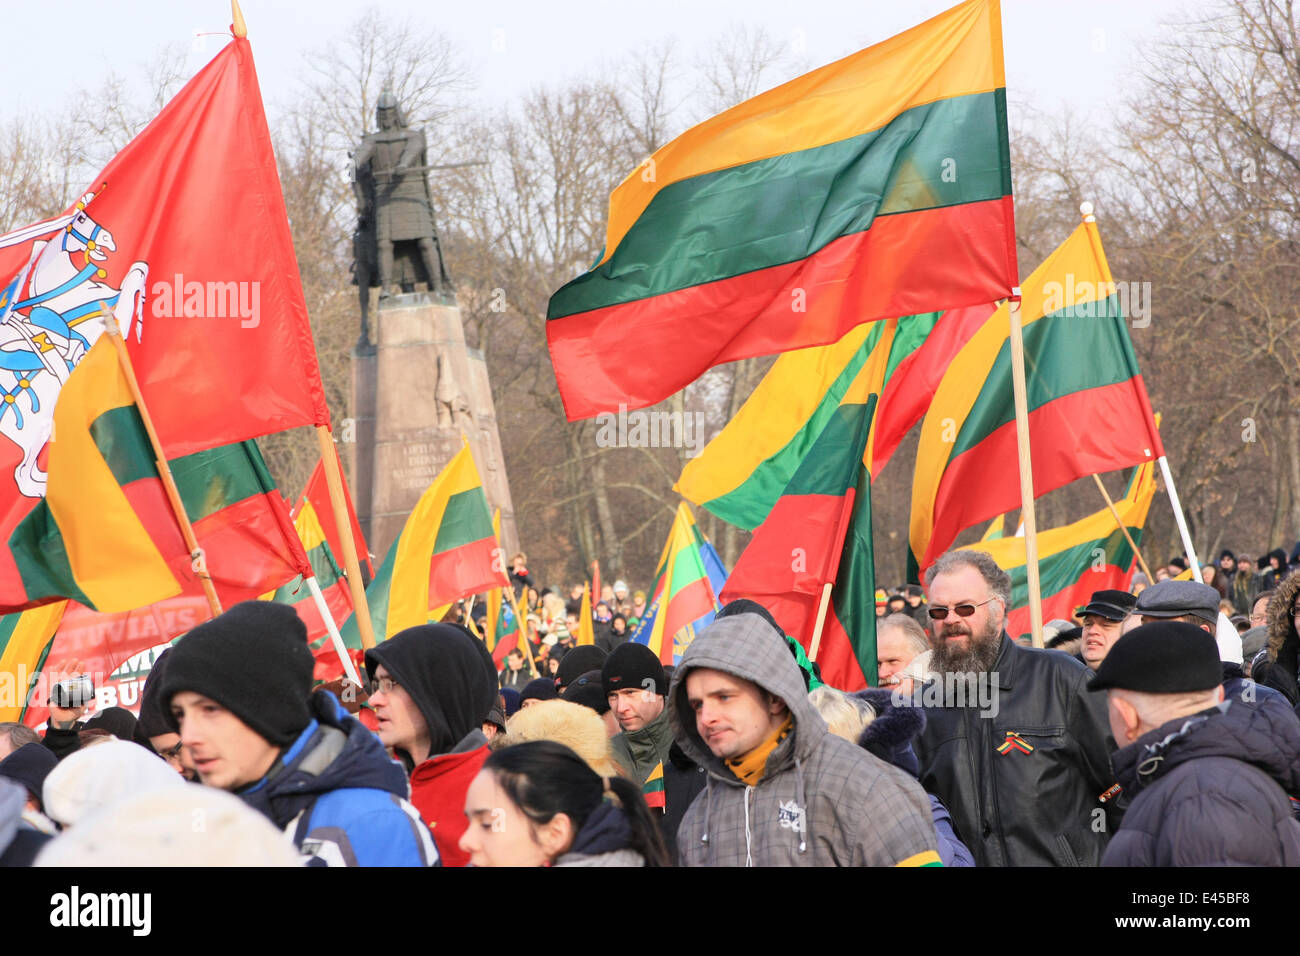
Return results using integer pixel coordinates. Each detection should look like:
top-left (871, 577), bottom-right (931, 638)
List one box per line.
top-left (42, 739), bottom-right (185, 827)
top-left (35, 784), bottom-right (302, 866)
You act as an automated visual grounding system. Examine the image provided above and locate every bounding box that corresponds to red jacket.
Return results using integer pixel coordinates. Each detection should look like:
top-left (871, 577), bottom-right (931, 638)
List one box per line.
top-left (409, 743), bottom-right (489, 867)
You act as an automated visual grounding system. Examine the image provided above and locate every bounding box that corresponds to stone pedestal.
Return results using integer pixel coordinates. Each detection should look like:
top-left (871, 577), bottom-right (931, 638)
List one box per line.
top-left (349, 292), bottom-right (518, 564)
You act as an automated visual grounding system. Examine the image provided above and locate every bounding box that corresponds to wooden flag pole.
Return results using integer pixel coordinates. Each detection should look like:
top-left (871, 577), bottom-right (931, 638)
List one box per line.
top-left (1006, 288), bottom-right (1044, 648)
top-left (807, 583), bottom-right (834, 660)
top-left (314, 427), bottom-right (376, 649)
top-left (1092, 473), bottom-right (1155, 582)
top-left (505, 584), bottom-right (538, 677)
top-left (101, 317), bottom-right (222, 618)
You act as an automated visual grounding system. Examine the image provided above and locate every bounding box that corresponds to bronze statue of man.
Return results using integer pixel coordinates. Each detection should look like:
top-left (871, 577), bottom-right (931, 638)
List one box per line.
top-left (352, 91), bottom-right (451, 344)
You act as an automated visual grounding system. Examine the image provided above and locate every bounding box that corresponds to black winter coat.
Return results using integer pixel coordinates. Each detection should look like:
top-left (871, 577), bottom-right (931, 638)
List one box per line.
top-left (1103, 700), bottom-right (1300, 866)
top-left (914, 635), bottom-right (1120, 867)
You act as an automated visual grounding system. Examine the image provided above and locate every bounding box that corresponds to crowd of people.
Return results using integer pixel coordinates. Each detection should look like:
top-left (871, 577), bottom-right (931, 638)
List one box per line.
top-left (3, 539), bottom-right (1300, 867)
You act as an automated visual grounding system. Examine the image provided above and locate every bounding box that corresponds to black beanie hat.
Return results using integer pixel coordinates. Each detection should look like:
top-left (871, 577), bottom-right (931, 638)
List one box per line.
top-left (137, 648), bottom-right (176, 739)
top-left (562, 670), bottom-right (611, 715)
top-left (1089, 621), bottom-right (1222, 693)
top-left (159, 601), bottom-right (315, 746)
top-left (520, 677), bottom-right (559, 705)
top-left (602, 641), bottom-right (667, 698)
top-left (364, 623), bottom-right (498, 759)
top-left (83, 706), bottom-right (153, 752)
top-left (557, 645), bottom-right (607, 690)
top-left (0, 742), bottom-right (57, 806)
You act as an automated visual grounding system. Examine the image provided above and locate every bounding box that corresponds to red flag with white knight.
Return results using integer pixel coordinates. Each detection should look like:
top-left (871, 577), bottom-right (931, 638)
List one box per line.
top-left (0, 33), bottom-right (325, 611)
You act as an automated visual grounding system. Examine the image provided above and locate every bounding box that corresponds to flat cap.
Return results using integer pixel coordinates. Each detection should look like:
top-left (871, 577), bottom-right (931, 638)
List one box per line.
top-left (1134, 580), bottom-right (1220, 625)
top-left (1089, 621), bottom-right (1222, 693)
top-left (1079, 589), bottom-right (1137, 622)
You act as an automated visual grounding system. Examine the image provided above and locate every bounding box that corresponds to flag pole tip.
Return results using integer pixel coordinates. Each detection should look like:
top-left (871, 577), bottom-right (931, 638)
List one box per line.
top-left (1079, 200), bottom-right (1095, 222)
top-left (231, 0), bottom-right (248, 37)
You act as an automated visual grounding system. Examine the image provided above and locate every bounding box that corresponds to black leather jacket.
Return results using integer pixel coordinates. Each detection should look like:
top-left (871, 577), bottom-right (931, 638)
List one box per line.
top-left (914, 635), bottom-right (1120, 866)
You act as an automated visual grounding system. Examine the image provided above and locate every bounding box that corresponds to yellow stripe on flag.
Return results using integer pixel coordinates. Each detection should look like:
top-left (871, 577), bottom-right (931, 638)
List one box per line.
top-left (972, 459), bottom-right (1158, 571)
top-left (387, 445), bottom-right (484, 635)
top-left (909, 222), bottom-right (1113, 563)
top-left (598, 0), bottom-right (1004, 267)
top-left (46, 338), bottom-right (180, 610)
top-left (0, 601), bottom-right (67, 722)
top-left (578, 581), bottom-right (595, 646)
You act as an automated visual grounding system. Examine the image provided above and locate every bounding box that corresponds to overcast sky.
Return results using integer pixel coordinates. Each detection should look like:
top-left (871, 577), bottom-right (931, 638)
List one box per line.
top-left (4, 0), bottom-right (1205, 132)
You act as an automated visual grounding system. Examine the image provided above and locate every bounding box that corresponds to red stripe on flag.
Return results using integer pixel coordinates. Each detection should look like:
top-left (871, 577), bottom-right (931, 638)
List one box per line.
top-left (721, 493), bottom-right (851, 605)
top-left (1004, 564), bottom-right (1133, 639)
top-left (658, 577), bottom-right (719, 664)
top-left (548, 197), bottom-right (1017, 420)
top-left (428, 536), bottom-right (502, 606)
top-left (922, 381), bottom-right (1159, 572)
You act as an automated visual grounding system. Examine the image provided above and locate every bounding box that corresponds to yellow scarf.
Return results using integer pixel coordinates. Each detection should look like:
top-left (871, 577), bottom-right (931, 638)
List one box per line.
top-left (725, 714), bottom-right (793, 787)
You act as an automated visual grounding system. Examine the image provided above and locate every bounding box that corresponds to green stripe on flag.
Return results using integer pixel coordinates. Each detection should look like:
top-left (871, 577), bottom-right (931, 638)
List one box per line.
top-left (548, 91), bottom-right (1010, 319)
top-left (782, 401), bottom-right (877, 498)
top-left (1007, 527), bottom-right (1139, 608)
top-left (951, 296), bottom-right (1140, 458)
top-left (432, 487), bottom-right (495, 555)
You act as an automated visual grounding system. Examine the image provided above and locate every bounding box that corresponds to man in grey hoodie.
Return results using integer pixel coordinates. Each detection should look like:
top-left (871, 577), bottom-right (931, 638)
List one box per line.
top-left (669, 603), bottom-right (942, 866)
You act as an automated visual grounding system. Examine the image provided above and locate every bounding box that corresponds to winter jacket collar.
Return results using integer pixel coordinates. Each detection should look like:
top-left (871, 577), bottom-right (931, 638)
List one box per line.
top-left (1112, 699), bottom-right (1300, 800)
top-left (615, 706), bottom-right (673, 765)
top-left (239, 690), bottom-right (409, 830)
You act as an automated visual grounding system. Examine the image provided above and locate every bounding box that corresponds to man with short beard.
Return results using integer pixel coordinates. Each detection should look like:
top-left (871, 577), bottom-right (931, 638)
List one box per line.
top-left (913, 550), bottom-right (1119, 867)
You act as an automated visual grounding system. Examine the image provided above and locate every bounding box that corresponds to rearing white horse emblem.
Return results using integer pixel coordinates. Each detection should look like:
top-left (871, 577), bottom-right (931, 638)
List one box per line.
top-left (0, 187), bottom-right (148, 498)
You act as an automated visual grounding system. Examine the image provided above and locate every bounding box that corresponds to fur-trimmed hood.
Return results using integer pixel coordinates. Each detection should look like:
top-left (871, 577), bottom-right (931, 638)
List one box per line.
top-left (853, 688), bottom-right (924, 778)
top-left (1266, 570), bottom-right (1300, 663)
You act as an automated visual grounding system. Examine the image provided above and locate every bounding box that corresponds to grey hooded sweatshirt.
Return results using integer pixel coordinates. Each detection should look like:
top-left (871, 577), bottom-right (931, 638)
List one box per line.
top-left (669, 609), bottom-right (941, 866)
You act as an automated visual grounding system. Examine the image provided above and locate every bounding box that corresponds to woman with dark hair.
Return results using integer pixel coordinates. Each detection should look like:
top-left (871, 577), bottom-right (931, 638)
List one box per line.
top-left (459, 740), bottom-right (669, 867)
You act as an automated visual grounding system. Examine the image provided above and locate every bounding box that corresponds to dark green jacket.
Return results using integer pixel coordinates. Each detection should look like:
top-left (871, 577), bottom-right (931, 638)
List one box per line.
top-left (610, 706), bottom-right (673, 785)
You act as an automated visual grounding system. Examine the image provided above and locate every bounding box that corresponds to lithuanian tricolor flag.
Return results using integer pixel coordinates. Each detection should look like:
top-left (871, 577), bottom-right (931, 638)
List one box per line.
top-left (971, 459), bottom-right (1157, 639)
top-left (0, 601), bottom-right (66, 722)
top-left (642, 761), bottom-right (666, 810)
top-left (676, 303), bottom-right (994, 530)
top-left (484, 509), bottom-right (522, 665)
top-left (908, 218), bottom-right (1163, 579)
top-left (264, 497), bottom-right (353, 680)
top-left (343, 444), bottom-right (500, 642)
top-left (7, 337), bottom-right (181, 613)
top-left (546, 0), bottom-right (1017, 420)
top-left (631, 504), bottom-right (721, 664)
top-left (298, 449), bottom-right (373, 578)
top-left (720, 398), bottom-right (877, 690)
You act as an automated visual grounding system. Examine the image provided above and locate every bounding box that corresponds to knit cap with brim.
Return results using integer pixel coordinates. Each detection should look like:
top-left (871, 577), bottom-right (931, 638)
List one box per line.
top-left (1089, 621), bottom-right (1222, 693)
top-left (158, 601), bottom-right (315, 746)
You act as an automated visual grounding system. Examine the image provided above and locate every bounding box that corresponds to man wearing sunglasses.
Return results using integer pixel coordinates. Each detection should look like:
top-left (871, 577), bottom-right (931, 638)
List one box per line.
top-left (913, 550), bottom-right (1120, 867)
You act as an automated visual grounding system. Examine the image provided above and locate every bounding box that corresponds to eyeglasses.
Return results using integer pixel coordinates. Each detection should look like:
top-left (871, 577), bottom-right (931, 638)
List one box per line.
top-left (369, 676), bottom-right (399, 695)
top-left (927, 597), bottom-right (999, 621)
top-left (159, 741), bottom-right (185, 761)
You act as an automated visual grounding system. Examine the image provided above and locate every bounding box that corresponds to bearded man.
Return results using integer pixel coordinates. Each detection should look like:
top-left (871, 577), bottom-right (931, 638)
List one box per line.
top-left (913, 549), bottom-right (1120, 867)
